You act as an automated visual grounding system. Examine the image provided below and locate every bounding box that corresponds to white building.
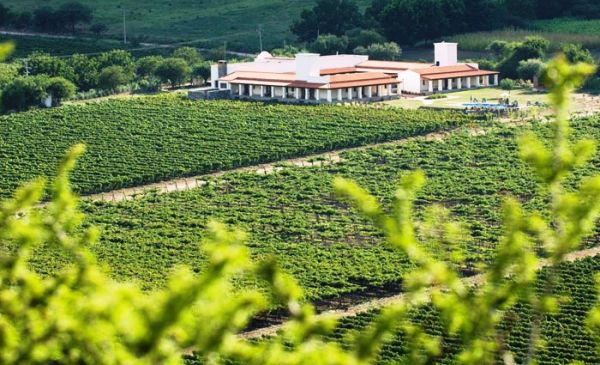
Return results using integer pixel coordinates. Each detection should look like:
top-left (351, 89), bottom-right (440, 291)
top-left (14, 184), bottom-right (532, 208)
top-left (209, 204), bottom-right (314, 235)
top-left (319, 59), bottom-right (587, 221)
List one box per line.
top-left (203, 42), bottom-right (499, 103)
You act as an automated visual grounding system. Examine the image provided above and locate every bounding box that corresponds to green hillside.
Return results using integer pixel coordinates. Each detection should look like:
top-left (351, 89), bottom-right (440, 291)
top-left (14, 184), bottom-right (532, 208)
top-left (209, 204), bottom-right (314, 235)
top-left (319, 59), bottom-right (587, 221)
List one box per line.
top-left (2, 0), bottom-right (370, 50)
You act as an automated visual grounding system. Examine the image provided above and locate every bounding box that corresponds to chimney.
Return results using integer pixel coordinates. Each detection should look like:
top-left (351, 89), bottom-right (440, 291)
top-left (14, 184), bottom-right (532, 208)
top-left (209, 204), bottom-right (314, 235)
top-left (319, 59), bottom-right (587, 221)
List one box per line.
top-left (295, 53), bottom-right (320, 81)
top-left (434, 42), bottom-right (458, 67)
top-left (217, 60), bottom-right (228, 78)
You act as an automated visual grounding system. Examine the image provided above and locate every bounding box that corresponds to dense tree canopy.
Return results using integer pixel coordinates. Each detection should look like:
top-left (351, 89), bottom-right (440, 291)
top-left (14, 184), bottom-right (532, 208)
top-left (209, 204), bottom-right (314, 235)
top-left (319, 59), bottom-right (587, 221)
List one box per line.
top-left (291, 0), bottom-right (362, 42)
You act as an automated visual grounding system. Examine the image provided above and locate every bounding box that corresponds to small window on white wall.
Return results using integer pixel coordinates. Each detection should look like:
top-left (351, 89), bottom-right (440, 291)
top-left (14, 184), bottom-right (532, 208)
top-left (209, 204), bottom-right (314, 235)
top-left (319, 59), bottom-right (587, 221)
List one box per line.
top-left (219, 82), bottom-right (228, 89)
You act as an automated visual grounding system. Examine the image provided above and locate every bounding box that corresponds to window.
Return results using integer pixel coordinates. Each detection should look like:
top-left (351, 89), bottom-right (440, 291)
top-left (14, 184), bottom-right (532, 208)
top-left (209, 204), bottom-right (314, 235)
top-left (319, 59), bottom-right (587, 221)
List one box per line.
top-left (219, 82), bottom-right (228, 89)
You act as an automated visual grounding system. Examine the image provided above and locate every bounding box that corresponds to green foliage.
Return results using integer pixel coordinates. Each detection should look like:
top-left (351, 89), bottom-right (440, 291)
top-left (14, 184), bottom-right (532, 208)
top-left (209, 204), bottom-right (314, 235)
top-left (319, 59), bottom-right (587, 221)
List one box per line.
top-left (517, 59), bottom-right (546, 81)
top-left (0, 62), bottom-right (19, 89)
top-left (1, 75), bottom-right (48, 111)
top-left (0, 96), bottom-right (469, 197)
top-left (562, 44), bottom-right (595, 65)
top-left (332, 55), bottom-right (599, 364)
top-left (136, 55), bottom-right (164, 78)
top-left (486, 40), bottom-right (512, 58)
top-left (497, 37), bottom-right (550, 79)
top-left (346, 29), bottom-right (385, 51)
top-left (353, 42), bottom-right (401, 61)
top-left (172, 47), bottom-right (203, 67)
top-left (1, 54), bottom-right (600, 365)
top-left (65, 54), bottom-right (99, 91)
top-left (291, 0), bottom-right (363, 42)
top-left (155, 58), bottom-right (192, 88)
top-left (0, 144), bottom-right (349, 364)
top-left (27, 52), bottom-right (76, 82)
top-left (499, 78), bottom-right (518, 90)
top-left (97, 65), bottom-right (130, 91)
top-left (309, 34), bottom-right (349, 55)
top-left (192, 62), bottom-right (211, 85)
top-left (45, 77), bottom-right (76, 105)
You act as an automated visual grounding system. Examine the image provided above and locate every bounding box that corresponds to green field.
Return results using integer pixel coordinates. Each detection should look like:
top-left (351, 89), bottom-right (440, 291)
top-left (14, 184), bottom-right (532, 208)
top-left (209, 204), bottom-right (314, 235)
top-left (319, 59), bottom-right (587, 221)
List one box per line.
top-left (0, 95), bottom-right (469, 198)
top-left (0, 34), bottom-right (136, 58)
top-left (448, 27), bottom-right (600, 52)
top-left (533, 18), bottom-right (600, 36)
top-left (1, 0), bottom-right (369, 51)
top-left (13, 116), bottom-right (600, 301)
top-left (192, 255), bottom-right (600, 364)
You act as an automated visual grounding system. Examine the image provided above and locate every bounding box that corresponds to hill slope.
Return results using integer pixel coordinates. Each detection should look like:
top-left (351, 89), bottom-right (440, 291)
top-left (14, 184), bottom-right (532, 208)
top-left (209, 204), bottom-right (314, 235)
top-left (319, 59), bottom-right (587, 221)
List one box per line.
top-left (2, 0), bottom-right (370, 51)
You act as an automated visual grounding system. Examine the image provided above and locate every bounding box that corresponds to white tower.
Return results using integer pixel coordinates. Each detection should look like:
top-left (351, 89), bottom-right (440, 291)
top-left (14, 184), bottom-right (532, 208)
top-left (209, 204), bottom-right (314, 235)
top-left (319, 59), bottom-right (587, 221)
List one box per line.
top-left (434, 42), bottom-right (458, 67)
top-left (295, 53), bottom-right (321, 81)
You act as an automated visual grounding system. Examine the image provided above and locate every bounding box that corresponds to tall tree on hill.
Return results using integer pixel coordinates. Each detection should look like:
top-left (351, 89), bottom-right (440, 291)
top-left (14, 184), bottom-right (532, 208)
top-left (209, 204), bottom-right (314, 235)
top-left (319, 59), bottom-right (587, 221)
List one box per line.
top-left (57, 2), bottom-right (93, 33)
top-left (291, 0), bottom-right (362, 42)
top-left (378, 0), bottom-right (466, 45)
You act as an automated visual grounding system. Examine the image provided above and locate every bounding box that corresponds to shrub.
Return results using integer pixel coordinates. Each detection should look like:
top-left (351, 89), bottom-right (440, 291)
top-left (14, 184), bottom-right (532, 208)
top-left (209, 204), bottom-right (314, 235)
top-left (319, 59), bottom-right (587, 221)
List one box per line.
top-left (98, 65), bottom-right (131, 91)
top-left (499, 78), bottom-right (518, 90)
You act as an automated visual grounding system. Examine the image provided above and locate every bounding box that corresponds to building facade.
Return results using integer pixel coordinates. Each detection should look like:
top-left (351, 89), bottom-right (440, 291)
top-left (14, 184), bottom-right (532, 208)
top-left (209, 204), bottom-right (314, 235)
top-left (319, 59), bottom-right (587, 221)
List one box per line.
top-left (197, 42), bottom-right (499, 103)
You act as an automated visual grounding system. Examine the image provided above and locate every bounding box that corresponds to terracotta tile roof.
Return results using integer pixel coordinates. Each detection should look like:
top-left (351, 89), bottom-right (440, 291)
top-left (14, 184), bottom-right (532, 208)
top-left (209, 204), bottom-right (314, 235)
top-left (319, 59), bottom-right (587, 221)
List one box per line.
top-left (223, 70), bottom-right (398, 90)
top-left (320, 67), bottom-right (357, 75)
top-left (418, 65), bottom-right (499, 80)
top-left (421, 70), bottom-right (498, 80)
top-left (357, 60), bottom-right (433, 71)
top-left (219, 71), bottom-right (296, 83)
top-left (416, 64), bottom-right (476, 75)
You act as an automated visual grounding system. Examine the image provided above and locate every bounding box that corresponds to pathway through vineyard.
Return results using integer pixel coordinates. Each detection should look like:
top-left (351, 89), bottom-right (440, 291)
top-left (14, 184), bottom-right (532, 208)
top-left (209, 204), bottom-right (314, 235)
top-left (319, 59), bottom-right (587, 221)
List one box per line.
top-left (82, 118), bottom-right (525, 203)
top-left (239, 245), bottom-right (600, 340)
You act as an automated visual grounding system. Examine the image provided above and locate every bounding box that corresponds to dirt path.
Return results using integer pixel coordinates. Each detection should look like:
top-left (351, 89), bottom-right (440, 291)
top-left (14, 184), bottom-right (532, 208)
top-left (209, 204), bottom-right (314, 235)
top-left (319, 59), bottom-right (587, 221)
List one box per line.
top-left (83, 130), bottom-right (448, 203)
top-left (82, 125), bottom-right (490, 203)
top-left (240, 245), bottom-right (600, 339)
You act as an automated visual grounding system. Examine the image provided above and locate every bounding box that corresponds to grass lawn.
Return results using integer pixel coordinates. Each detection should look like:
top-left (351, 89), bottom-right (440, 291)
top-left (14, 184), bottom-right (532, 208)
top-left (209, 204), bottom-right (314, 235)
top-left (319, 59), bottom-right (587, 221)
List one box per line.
top-left (385, 88), bottom-right (600, 115)
top-left (1, 0), bottom-right (370, 51)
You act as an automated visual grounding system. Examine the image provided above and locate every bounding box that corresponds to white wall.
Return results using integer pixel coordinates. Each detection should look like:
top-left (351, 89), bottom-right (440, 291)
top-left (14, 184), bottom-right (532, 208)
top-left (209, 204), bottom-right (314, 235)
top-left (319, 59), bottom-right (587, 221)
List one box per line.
top-left (399, 70), bottom-right (422, 94)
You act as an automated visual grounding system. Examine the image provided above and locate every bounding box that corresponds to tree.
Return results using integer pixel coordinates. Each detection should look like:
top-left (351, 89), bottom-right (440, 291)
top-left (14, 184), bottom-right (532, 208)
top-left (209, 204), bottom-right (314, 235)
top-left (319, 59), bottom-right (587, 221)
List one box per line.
top-left (271, 45), bottom-right (304, 57)
top-left (291, 0), bottom-right (362, 42)
top-left (499, 78), bottom-right (518, 90)
top-left (0, 63), bottom-right (20, 89)
top-left (309, 34), bottom-right (349, 55)
top-left (1, 75), bottom-right (48, 111)
top-left (66, 54), bottom-right (99, 90)
top-left (154, 58), bottom-right (192, 88)
top-left (379, 0), bottom-right (467, 45)
top-left (562, 44), bottom-right (595, 65)
top-left (56, 2), bottom-right (93, 33)
top-left (192, 62), bottom-right (211, 85)
top-left (173, 47), bottom-right (202, 66)
top-left (354, 42), bottom-right (402, 60)
top-left (486, 40), bottom-right (513, 59)
top-left (497, 36), bottom-right (549, 79)
top-left (97, 65), bottom-right (130, 91)
top-left (1, 56), bottom-right (600, 365)
top-left (89, 23), bottom-right (108, 36)
top-left (45, 77), bottom-right (76, 105)
top-left (346, 29), bottom-right (385, 51)
top-left (0, 3), bottom-right (12, 27)
top-left (32, 6), bottom-right (60, 32)
top-left (136, 56), bottom-right (164, 78)
top-left (97, 50), bottom-right (135, 76)
top-left (27, 52), bottom-right (76, 82)
top-left (517, 59), bottom-right (545, 81)
top-left (11, 12), bottom-right (32, 30)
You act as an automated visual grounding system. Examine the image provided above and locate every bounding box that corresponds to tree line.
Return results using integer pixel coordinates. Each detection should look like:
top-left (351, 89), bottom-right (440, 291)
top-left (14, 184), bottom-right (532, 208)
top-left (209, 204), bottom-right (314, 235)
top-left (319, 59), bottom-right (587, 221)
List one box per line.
top-left (0, 47), bottom-right (212, 112)
top-left (0, 2), bottom-right (108, 35)
top-left (292, 0), bottom-right (600, 46)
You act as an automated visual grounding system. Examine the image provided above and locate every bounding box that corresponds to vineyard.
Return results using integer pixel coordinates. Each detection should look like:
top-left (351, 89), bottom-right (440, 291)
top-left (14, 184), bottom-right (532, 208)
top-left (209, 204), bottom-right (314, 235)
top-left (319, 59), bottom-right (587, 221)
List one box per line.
top-left (192, 254), bottom-right (600, 364)
top-left (12, 115), bottom-right (599, 302)
top-left (0, 95), bottom-right (470, 198)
